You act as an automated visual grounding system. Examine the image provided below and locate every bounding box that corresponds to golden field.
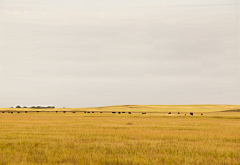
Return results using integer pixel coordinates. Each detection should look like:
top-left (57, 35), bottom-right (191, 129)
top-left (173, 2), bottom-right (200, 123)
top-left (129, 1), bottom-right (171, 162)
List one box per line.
top-left (0, 105), bottom-right (240, 164)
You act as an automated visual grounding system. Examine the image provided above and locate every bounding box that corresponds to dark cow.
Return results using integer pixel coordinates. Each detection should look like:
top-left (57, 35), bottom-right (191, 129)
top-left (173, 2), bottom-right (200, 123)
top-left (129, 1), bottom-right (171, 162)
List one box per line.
top-left (118, 112), bottom-right (121, 114)
top-left (128, 112), bottom-right (131, 114)
top-left (190, 112), bottom-right (193, 115)
top-left (168, 112), bottom-right (171, 114)
top-left (142, 112), bottom-right (146, 114)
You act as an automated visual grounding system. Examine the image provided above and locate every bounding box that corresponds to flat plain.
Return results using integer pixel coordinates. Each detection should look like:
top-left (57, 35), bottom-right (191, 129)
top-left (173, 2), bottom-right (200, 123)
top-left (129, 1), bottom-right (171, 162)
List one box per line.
top-left (0, 105), bottom-right (240, 164)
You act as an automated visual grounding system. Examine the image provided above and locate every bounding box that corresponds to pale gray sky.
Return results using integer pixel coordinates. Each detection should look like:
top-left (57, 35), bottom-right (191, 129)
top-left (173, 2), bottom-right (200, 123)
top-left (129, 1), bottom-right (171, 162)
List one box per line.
top-left (0, 0), bottom-right (239, 107)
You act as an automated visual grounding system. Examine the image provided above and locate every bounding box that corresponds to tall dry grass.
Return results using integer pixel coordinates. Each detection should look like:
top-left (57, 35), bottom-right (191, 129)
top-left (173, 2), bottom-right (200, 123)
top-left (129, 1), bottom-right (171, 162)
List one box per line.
top-left (0, 112), bottom-right (239, 164)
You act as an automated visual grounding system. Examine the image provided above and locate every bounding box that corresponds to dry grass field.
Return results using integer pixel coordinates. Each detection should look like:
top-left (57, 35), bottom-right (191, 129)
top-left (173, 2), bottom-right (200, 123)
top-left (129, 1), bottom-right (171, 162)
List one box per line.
top-left (0, 105), bottom-right (240, 164)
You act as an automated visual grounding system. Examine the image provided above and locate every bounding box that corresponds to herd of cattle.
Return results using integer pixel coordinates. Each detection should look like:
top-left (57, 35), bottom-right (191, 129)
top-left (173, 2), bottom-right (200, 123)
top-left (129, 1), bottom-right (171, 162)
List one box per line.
top-left (0, 111), bottom-right (202, 115)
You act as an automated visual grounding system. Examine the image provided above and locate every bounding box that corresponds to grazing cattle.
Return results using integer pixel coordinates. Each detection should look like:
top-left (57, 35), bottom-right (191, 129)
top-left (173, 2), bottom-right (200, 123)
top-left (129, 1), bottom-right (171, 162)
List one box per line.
top-left (178, 112), bottom-right (180, 114)
top-left (128, 112), bottom-right (131, 114)
top-left (100, 112), bottom-right (102, 113)
top-left (201, 113), bottom-right (203, 115)
top-left (168, 112), bottom-right (171, 114)
top-left (122, 112), bottom-right (125, 113)
top-left (142, 112), bottom-right (146, 114)
top-left (37, 111), bottom-right (39, 113)
top-left (72, 111), bottom-right (76, 113)
top-left (92, 111), bottom-right (94, 113)
top-left (25, 111), bottom-right (27, 113)
top-left (63, 111), bottom-right (66, 113)
top-left (18, 112), bottom-right (20, 113)
top-left (56, 111), bottom-right (58, 113)
top-left (84, 111), bottom-right (86, 113)
top-left (118, 112), bottom-right (121, 114)
top-left (190, 112), bottom-right (193, 115)
top-left (87, 112), bottom-right (90, 113)
top-left (11, 112), bottom-right (13, 114)
top-left (112, 112), bottom-right (116, 114)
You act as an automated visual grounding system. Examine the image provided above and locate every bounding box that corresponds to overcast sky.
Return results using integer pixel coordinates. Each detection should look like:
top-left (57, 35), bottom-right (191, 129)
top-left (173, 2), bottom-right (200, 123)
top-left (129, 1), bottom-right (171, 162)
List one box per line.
top-left (0, 0), bottom-right (239, 108)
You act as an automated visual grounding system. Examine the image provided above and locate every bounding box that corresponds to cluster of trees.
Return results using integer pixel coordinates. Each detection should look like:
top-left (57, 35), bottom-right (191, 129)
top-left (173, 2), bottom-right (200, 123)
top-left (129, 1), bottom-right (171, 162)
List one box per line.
top-left (15, 105), bottom-right (55, 109)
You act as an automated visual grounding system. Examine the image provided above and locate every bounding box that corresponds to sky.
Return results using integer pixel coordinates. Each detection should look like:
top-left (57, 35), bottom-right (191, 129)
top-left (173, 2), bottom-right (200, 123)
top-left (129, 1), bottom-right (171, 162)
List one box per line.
top-left (0, 0), bottom-right (239, 108)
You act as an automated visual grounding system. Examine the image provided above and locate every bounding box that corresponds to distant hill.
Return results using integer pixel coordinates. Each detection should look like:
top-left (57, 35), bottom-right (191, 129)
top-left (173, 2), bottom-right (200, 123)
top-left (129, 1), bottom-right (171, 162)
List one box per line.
top-left (1, 104), bottom-right (240, 112)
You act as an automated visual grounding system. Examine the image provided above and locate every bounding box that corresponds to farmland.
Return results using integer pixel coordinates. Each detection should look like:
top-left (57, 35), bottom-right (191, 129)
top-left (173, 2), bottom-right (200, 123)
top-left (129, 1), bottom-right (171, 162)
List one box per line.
top-left (0, 105), bottom-right (240, 164)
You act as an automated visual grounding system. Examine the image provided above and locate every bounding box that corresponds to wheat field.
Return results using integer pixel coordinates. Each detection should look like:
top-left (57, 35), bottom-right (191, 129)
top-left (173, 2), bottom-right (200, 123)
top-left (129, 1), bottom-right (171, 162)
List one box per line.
top-left (0, 105), bottom-right (240, 164)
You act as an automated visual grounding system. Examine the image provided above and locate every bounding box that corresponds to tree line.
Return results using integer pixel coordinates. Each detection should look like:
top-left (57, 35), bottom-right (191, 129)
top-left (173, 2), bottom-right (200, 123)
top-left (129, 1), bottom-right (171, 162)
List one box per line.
top-left (14, 105), bottom-right (55, 109)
